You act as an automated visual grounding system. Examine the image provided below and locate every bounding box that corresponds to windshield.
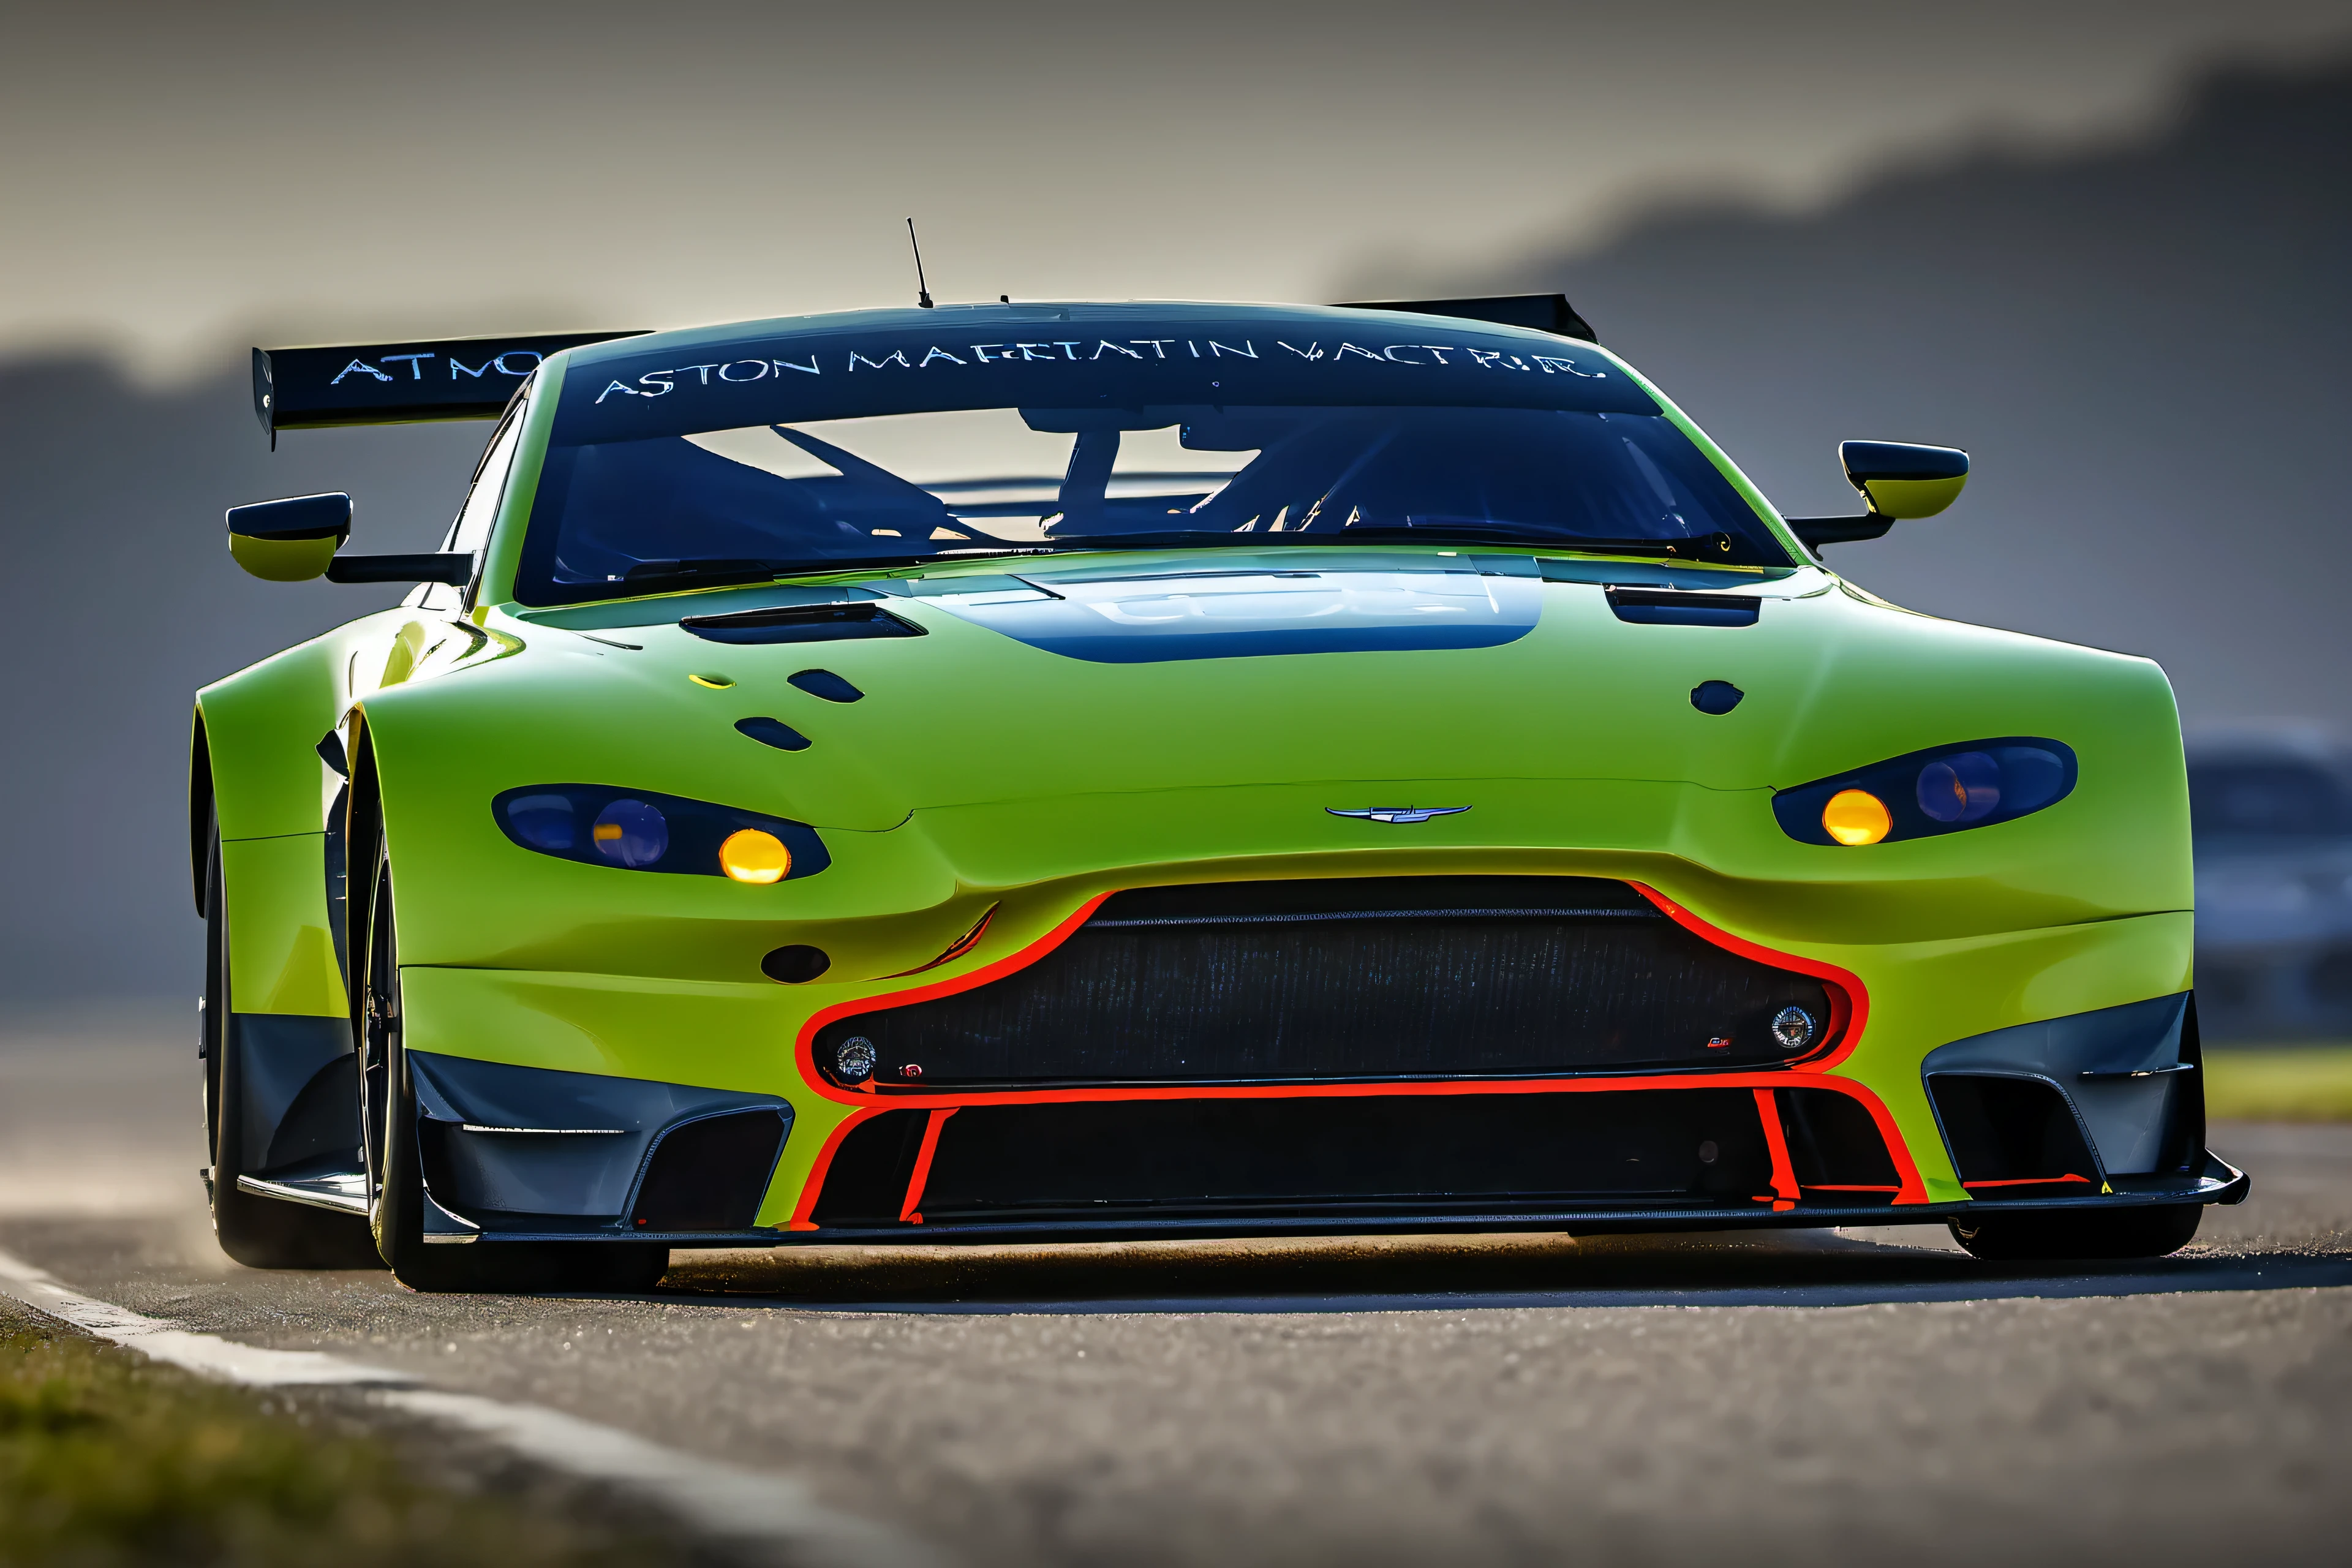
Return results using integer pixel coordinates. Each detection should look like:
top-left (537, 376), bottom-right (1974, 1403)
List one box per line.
top-left (516, 310), bottom-right (1792, 606)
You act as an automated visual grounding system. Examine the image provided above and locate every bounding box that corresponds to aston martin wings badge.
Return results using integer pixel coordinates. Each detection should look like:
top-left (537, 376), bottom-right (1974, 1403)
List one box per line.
top-left (1324, 806), bottom-right (1472, 824)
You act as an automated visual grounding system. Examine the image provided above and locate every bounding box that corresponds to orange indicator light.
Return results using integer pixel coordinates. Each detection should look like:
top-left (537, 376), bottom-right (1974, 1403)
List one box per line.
top-left (719, 828), bottom-right (791, 884)
top-left (1822, 789), bottom-right (1891, 845)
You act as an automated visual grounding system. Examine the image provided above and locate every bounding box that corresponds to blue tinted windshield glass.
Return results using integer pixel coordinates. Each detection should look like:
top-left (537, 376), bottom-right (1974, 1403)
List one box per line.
top-left (516, 308), bottom-right (1789, 605)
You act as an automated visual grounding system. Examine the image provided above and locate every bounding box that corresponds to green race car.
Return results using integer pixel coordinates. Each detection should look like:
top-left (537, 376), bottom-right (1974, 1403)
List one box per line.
top-left (194, 295), bottom-right (2244, 1292)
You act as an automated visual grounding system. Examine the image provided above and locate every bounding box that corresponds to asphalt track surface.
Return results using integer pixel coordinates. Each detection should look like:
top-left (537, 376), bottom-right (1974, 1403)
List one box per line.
top-left (6, 1005), bottom-right (2351, 1567)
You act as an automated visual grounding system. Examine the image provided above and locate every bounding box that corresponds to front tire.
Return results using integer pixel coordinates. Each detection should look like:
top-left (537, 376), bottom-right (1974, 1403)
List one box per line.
top-left (357, 827), bottom-right (667, 1295)
top-left (1949, 1203), bottom-right (2203, 1261)
top-left (202, 818), bottom-right (382, 1270)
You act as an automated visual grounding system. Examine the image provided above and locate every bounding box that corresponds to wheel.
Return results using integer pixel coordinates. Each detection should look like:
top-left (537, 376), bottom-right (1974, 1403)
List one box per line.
top-left (201, 818), bottom-right (383, 1269)
top-left (1948, 1204), bottom-right (2203, 1261)
top-left (356, 827), bottom-right (668, 1295)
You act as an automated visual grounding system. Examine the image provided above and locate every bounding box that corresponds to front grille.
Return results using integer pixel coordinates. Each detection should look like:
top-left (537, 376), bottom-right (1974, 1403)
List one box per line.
top-left (816, 876), bottom-right (1834, 1089)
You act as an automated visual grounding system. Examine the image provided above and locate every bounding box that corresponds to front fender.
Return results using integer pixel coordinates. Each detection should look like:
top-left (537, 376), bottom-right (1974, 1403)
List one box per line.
top-left (197, 608), bottom-right (420, 1018)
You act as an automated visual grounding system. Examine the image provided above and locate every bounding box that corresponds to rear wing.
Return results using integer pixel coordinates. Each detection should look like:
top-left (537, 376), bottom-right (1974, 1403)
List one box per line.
top-left (1340, 293), bottom-right (1597, 342)
top-left (251, 330), bottom-right (648, 446)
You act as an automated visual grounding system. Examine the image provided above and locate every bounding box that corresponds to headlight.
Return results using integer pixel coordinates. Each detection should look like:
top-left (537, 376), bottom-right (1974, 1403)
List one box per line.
top-left (1773, 739), bottom-right (2076, 846)
top-left (719, 828), bottom-right (792, 884)
top-left (592, 799), bottom-right (669, 867)
top-left (1820, 788), bottom-right (1892, 846)
top-left (492, 784), bottom-right (829, 880)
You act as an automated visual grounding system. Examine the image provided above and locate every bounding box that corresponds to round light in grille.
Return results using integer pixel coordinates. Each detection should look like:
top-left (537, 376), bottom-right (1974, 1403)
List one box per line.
top-left (1771, 1006), bottom-right (1817, 1050)
top-left (835, 1036), bottom-right (876, 1082)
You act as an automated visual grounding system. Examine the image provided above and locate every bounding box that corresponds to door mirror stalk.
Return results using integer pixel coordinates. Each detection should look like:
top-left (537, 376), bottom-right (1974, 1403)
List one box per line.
top-left (1785, 440), bottom-right (1970, 551)
top-left (225, 492), bottom-right (470, 585)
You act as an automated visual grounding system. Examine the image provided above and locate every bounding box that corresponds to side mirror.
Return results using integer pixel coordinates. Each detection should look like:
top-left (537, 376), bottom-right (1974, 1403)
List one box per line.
top-left (1842, 440), bottom-right (1969, 519)
top-left (224, 492), bottom-right (472, 585)
top-left (226, 492), bottom-right (350, 581)
top-left (1785, 440), bottom-right (1970, 549)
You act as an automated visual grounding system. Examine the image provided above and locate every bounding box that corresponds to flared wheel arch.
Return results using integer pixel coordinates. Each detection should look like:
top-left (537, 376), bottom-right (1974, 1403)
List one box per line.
top-left (342, 714), bottom-right (386, 1028)
top-left (200, 794), bottom-right (380, 1270)
top-left (188, 709), bottom-right (215, 918)
top-left (345, 722), bottom-right (667, 1294)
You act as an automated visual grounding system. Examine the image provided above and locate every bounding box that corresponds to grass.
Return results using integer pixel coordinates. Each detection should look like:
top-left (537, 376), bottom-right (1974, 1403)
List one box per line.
top-left (0, 1306), bottom-right (690, 1568)
top-left (2203, 1044), bottom-right (2352, 1122)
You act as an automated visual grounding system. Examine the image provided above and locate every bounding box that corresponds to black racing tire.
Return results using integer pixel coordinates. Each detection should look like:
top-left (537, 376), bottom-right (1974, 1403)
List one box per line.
top-left (202, 818), bottom-right (383, 1270)
top-left (1948, 1203), bottom-right (2204, 1261)
top-left (357, 826), bottom-right (668, 1295)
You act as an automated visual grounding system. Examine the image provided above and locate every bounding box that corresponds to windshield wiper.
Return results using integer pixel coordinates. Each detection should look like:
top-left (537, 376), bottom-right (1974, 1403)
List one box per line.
top-left (1302, 524), bottom-right (1741, 559)
top-left (761, 546), bottom-right (1068, 579)
top-left (615, 559), bottom-right (793, 592)
top-left (600, 548), bottom-right (1065, 595)
top-left (1042, 525), bottom-right (1747, 561)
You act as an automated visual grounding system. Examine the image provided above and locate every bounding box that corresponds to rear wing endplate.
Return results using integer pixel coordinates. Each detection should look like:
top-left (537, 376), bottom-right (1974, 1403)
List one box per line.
top-left (251, 330), bottom-right (649, 446)
top-left (1339, 293), bottom-right (1597, 342)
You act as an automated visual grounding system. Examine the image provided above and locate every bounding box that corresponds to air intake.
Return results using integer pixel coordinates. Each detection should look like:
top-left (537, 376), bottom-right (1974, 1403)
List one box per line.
top-left (629, 1109), bottom-right (790, 1231)
top-left (1928, 1075), bottom-right (2100, 1200)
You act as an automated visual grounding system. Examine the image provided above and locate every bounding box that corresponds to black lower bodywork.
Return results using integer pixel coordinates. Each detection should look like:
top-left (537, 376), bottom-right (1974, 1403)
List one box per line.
top-left (220, 874), bottom-right (2247, 1253)
top-left (225, 1037), bottom-right (794, 1243)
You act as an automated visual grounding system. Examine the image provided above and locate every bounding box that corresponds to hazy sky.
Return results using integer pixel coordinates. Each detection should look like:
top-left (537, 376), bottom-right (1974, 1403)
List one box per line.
top-left (6, 0), bottom-right (2349, 374)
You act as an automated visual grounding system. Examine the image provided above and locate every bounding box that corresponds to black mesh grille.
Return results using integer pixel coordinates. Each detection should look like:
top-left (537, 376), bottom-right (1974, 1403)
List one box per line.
top-left (816, 876), bottom-right (1833, 1089)
top-left (885, 1091), bottom-right (1780, 1223)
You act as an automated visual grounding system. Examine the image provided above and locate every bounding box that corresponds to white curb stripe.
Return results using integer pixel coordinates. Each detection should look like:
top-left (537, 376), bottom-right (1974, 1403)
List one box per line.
top-left (0, 1248), bottom-right (941, 1568)
top-left (0, 1251), bottom-right (405, 1385)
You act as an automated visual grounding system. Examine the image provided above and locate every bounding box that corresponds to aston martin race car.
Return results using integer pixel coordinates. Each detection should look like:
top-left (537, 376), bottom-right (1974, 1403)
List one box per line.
top-left (194, 293), bottom-right (2245, 1292)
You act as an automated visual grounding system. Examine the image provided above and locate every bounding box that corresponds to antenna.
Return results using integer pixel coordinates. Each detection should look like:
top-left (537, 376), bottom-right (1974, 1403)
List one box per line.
top-left (905, 219), bottom-right (934, 309)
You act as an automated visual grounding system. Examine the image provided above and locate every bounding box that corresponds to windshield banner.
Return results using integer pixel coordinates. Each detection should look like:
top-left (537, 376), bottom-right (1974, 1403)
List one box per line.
top-left (551, 309), bottom-right (1655, 445)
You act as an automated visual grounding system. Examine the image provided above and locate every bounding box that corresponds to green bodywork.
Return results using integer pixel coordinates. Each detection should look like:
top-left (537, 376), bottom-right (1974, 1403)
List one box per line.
top-left (193, 313), bottom-right (2193, 1230)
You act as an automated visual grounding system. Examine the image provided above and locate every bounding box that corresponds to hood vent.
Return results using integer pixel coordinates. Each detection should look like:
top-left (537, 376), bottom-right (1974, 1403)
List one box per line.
top-left (681, 601), bottom-right (924, 645)
top-left (1607, 587), bottom-right (1760, 628)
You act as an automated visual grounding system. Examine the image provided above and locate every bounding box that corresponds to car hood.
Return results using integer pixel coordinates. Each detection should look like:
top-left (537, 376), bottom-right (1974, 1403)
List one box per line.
top-left (458, 549), bottom-right (2168, 835)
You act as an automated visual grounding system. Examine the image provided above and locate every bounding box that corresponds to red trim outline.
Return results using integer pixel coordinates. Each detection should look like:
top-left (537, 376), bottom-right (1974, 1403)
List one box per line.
top-left (1964, 1174), bottom-right (2092, 1188)
top-left (1628, 883), bottom-right (1866, 1071)
top-left (784, 881), bottom-right (1929, 1224)
top-left (899, 1108), bottom-right (957, 1224)
top-left (787, 1107), bottom-right (887, 1230)
top-left (1754, 1089), bottom-right (1799, 1211)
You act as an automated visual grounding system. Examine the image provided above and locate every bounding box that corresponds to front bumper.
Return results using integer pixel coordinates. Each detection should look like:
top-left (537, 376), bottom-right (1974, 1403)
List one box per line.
top-left (394, 864), bottom-right (2207, 1243)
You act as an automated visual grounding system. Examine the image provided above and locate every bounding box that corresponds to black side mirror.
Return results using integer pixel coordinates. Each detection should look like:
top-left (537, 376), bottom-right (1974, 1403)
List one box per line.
top-left (1787, 441), bottom-right (1970, 550)
top-left (225, 492), bottom-right (351, 581)
top-left (224, 492), bottom-right (471, 585)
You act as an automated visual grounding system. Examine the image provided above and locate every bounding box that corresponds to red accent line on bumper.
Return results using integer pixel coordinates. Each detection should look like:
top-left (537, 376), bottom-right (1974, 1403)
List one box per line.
top-left (783, 880), bottom-right (1933, 1223)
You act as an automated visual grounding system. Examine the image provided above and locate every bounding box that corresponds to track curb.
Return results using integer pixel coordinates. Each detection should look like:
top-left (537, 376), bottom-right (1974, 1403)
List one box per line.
top-left (0, 1247), bottom-right (942, 1568)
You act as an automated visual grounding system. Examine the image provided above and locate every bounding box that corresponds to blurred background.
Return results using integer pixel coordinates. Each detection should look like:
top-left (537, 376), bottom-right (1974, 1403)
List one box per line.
top-left (4, 0), bottom-right (2350, 1052)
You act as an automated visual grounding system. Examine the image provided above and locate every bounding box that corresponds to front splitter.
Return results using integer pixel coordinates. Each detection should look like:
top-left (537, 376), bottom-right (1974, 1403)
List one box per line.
top-left (445, 1153), bottom-right (2247, 1249)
